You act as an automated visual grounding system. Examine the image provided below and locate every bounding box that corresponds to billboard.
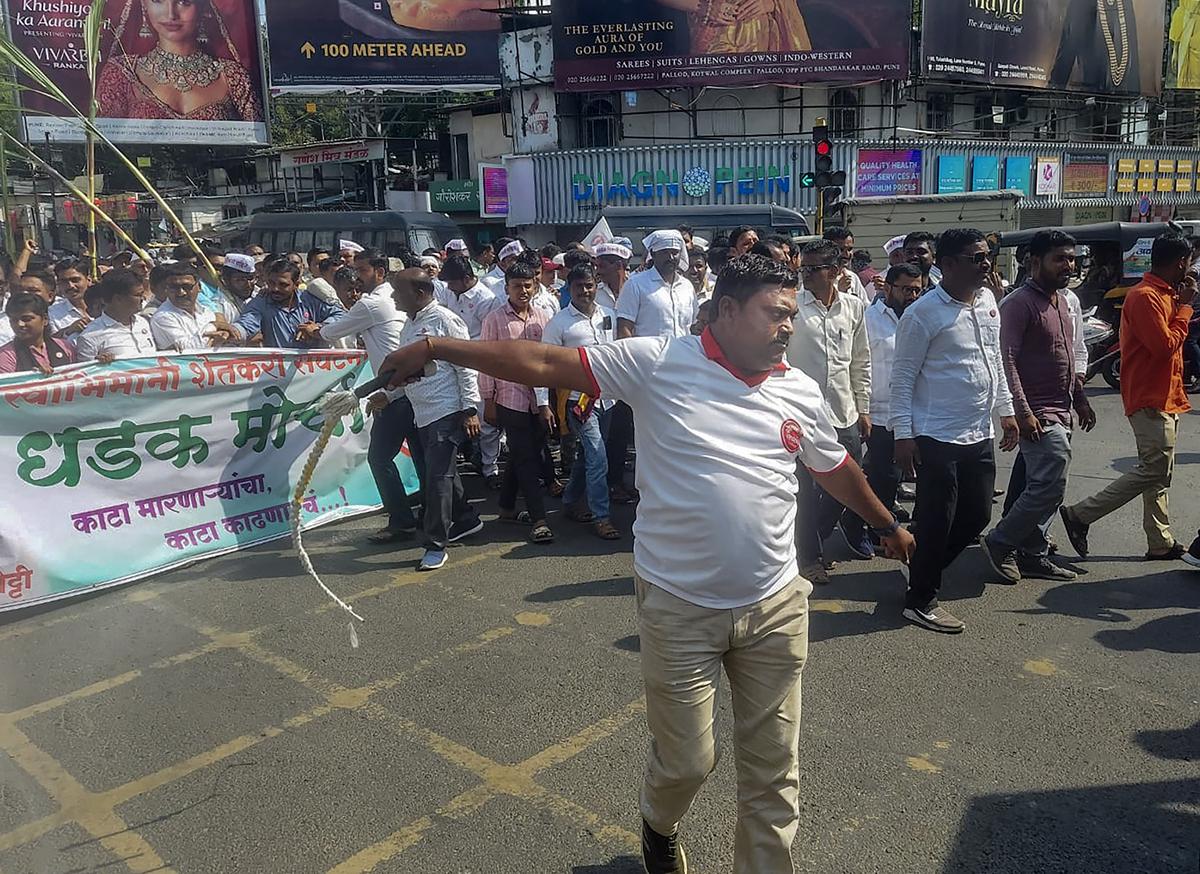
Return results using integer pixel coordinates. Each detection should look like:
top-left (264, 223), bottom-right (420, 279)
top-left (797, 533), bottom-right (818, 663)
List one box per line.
top-left (553, 0), bottom-right (910, 91)
top-left (264, 0), bottom-right (500, 91)
top-left (921, 0), bottom-right (1165, 96)
top-left (480, 164), bottom-right (509, 218)
top-left (856, 149), bottom-right (923, 197)
top-left (9, 0), bottom-right (267, 145)
top-left (1168, 0), bottom-right (1200, 88)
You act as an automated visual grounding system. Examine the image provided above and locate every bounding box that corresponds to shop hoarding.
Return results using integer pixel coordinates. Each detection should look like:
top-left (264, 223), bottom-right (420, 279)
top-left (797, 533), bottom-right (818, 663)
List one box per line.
top-left (552, 0), bottom-right (910, 91)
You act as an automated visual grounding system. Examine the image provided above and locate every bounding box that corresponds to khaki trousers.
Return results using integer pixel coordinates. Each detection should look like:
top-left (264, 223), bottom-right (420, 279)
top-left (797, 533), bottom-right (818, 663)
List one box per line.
top-left (636, 573), bottom-right (812, 874)
top-left (1069, 408), bottom-right (1179, 551)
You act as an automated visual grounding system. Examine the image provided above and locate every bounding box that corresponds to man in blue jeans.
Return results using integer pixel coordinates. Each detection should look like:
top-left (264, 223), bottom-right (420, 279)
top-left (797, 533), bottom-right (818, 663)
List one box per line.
top-left (543, 262), bottom-right (621, 540)
top-left (984, 230), bottom-right (1096, 584)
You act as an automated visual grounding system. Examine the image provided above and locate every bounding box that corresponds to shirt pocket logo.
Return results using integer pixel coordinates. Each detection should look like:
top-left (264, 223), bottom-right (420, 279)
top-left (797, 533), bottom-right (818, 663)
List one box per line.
top-left (781, 418), bottom-right (804, 453)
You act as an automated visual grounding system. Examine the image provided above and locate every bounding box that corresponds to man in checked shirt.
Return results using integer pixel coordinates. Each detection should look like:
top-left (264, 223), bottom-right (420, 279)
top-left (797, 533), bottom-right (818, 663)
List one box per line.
top-left (479, 258), bottom-right (556, 544)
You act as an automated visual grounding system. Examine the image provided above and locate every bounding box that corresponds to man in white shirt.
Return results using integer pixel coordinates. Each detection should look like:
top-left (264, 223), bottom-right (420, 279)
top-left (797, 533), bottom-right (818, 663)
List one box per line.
top-left (314, 249), bottom-right (414, 545)
top-left (304, 248), bottom-right (341, 307)
top-left (594, 241), bottom-right (631, 310)
top-left (378, 253), bottom-right (913, 874)
top-left (890, 228), bottom-right (1019, 634)
top-left (391, 269), bottom-right (484, 570)
top-left (616, 230), bottom-right (697, 339)
top-left (50, 259), bottom-right (92, 339)
top-left (480, 239), bottom-right (524, 295)
top-left (788, 239), bottom-right (873, 581)
top-left (149, 263), bottom-right (220, 351)
top-left (543, 261), bottom-right (620, 540)
top-left (861, 264), bottom-right (923, 537)
top-left (440, 254), bottom-right (502, 486)
top-left (75, 269), bottom-right (157, 362)
top-left (903, 230), bottom-right (943, 289)
top-left (822, 226), bottom-right (874, 306)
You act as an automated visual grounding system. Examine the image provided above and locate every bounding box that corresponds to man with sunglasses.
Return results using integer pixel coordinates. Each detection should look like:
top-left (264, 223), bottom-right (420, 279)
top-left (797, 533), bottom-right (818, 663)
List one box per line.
top-left (789, 240), bottom-right (873, 583)
top-left (890, 228), bottom-right (1019, 634)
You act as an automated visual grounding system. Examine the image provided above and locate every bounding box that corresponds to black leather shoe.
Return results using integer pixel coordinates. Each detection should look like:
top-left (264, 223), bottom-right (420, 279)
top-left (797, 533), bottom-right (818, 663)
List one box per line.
top-left (1059, 507), bottom-right (1089, 558)
top-left (642, 819), bottom-right (687, 873)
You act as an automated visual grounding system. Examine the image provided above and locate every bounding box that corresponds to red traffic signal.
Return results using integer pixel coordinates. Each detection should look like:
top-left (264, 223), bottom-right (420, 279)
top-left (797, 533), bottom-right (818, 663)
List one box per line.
top-left (815, 140), bottom-right (832, 158)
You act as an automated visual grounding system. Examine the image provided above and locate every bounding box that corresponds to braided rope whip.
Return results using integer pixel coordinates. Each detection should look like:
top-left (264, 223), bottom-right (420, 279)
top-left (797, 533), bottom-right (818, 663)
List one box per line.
top-left (291, 390), bottom-right (366, 629)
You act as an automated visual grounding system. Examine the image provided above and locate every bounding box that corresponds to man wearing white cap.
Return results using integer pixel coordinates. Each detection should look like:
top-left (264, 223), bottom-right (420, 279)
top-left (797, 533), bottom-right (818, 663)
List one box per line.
top-left (339, 239), bottom-right (364, 266)
top-left (445, 238), bottom-right (469, 257)
top-left (217, 253), bottom-right (257, 316)
top-left (480, 238), bottom-right (523, 295)
top-left (616, 230), bottom-right (697, 339)
top-left (594, 242), bottom-right (632, 311)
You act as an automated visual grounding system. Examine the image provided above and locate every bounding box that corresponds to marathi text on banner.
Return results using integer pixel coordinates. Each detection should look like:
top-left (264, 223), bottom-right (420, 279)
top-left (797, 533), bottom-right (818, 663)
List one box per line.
top-left (0, 350), bottom-right (416, 612)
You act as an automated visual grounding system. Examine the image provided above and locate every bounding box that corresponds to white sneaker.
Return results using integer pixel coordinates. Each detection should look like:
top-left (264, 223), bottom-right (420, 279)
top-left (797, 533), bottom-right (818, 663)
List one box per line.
top-left (418, 549), bottom-right (447, 571)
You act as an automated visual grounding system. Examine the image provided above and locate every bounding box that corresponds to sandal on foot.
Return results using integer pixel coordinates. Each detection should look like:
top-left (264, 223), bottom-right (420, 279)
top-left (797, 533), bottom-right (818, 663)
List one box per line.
top-left (498, 511), bottom-right (532, 525)
top-left (531, 523), bottom-right (554, 543)
top-left (593, 520), bottom-right (621, 540)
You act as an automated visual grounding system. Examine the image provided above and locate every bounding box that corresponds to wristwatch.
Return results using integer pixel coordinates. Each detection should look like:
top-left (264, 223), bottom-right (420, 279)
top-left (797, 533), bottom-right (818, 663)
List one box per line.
top-left (870, 518), bottom-right (902, 538)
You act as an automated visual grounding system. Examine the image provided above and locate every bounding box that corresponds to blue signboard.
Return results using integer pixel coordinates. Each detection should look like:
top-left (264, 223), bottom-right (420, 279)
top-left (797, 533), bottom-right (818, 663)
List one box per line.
top-left (972, 156), bottom-right (1000, 191)
top-left (937, 156), bottom-right (966, 194)
top-left (1004, 156), bottom-right (1032, 196)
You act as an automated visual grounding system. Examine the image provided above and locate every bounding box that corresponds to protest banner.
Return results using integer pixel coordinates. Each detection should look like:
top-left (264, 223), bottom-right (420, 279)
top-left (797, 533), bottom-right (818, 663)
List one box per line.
top-left (0, 349), bottom-right (414, 612)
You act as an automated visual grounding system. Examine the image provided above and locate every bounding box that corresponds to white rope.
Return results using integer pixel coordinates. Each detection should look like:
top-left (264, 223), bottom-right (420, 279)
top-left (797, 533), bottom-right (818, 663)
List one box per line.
top-left (291, 390), bottom-right (366, 630)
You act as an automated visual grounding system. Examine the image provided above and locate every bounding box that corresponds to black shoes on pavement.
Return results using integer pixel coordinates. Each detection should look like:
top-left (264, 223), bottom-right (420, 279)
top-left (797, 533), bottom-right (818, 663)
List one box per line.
top-left (1059, 507), bottom-right (1089, 557)
top-left (642, 820), bottom-right (687, 873)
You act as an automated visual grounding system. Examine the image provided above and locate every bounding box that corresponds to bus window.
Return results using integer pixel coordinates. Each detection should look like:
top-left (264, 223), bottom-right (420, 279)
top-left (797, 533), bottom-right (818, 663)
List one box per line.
top-left (409, 228), bottom-right (438, 254)
top-left (314, 230), bottom-right (336, 249)
top-left (292, 230), bottom-right (315, 253)
top-left (271, 231), bottom-right (294, 254)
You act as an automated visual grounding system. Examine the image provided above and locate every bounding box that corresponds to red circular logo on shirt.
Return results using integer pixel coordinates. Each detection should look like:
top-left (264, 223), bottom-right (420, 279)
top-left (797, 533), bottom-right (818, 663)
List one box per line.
top-left (781, 419), bottom-right (804, 453)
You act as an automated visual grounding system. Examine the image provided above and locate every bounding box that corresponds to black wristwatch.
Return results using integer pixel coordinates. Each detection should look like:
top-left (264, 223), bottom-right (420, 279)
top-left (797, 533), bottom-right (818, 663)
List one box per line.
top-left (870, 518), bottom-right (901, 538)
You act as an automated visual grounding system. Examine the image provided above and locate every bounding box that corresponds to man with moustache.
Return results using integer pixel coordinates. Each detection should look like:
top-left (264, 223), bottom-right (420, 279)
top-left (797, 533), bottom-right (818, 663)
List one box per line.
top-left (617, 230), bottom-right (697, 339)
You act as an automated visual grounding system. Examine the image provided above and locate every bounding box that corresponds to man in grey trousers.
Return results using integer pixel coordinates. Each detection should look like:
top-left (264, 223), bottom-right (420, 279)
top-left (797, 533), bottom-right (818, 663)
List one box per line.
top-left (984, 230), bottom-right (1096, 583)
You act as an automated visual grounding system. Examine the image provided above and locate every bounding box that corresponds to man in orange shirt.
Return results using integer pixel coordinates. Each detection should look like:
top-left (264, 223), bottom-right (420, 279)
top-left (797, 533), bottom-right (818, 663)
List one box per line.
top-left (1060, 234), bottom-right (1197, 560)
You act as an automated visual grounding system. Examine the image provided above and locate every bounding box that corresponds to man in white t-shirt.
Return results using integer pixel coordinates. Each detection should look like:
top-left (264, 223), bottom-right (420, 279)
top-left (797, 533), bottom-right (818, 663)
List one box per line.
top-left (379, 254), bottom-right (913, 874)
top-left (822, 225), bottom-right (874, 306)
top-left (617, 230), bottom-right (697, 339)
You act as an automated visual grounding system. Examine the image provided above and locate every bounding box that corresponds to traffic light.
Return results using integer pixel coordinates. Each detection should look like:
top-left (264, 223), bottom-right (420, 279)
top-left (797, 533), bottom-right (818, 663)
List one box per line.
top-left (812, 119), bottom-right (847, 190)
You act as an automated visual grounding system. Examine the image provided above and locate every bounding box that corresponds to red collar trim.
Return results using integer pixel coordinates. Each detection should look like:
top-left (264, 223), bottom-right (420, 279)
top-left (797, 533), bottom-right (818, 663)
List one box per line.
top-left (700, 327), bottom-right (786, 387)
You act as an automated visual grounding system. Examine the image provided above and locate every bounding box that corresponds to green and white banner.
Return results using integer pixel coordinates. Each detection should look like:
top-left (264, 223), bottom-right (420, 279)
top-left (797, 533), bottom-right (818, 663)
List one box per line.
top-left (0, 350), bottom-right (410, 612)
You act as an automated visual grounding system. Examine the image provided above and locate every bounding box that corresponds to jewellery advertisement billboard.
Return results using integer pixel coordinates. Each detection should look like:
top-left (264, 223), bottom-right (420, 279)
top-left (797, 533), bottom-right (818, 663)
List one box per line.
top-left (921, 0), bottom-right (1165, 96)
top-left (7, 0), bottom-right (268, 145)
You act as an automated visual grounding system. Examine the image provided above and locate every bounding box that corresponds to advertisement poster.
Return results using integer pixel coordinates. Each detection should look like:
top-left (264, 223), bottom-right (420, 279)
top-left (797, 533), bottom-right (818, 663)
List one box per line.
top-left (1168, 0), bottom-right (1200, 88)
top-left (481, 164), bottom-right (509, 218)
top-left (264, 0), bottom-right (500, 91)
top-left (1005, 156), bottom-right (1032, 195)
top-left (552, 0), bottom-right (910, 91)
top-left (972, 156), bottom-right (1000, 191)
top-left (856, 149), bottom-right (923, 197)
top-left (1063, 152), bottom-right (1111, 198)
top-left (921, 0), bottom-right (1165, 96)
top-left (937, 156), bottom-right (967, 194)
top-left (0, 350), bottom-right (417, 612)
top-left (1036, 157), bottom-right (1062, 196)
top-left (7, 0), bottom-right (267, 145)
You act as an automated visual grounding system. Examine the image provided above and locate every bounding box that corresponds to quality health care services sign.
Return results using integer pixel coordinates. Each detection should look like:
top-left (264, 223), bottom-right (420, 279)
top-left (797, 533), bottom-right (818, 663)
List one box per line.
top-left (0, 350), bottom-right (414, 612)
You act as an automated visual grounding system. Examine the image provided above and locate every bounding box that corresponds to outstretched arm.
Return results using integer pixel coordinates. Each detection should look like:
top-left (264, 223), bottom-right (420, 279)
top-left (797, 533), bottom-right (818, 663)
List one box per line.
top-left (381, 337), bottom-right (592, 395)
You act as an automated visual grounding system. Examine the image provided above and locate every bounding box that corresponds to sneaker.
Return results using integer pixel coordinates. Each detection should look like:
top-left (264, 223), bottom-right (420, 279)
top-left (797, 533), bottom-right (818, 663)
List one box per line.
top-left (417, 549), bottom-right (447, 571)
top-left (902, 605), bottom-right (965, 634)
top-left (801, 562), bottom-right (832, 585)
top-left (898, 483), bottom-right (917, 501)
top-left (1016, 555), bottom-right (1077, 581)
top-left (642, 820), bottom-right (688, 874)
top-left (982, 533), bottom-right (1021, 583)
top-left (894, 505), bottom-right (911, 523)
top-left (1059, 507), bottom-right (1089, 557)
top-left (838, 518), bottom-right (875, 560)
top-left (448, 518), bottom-right (483, 543)
top-left (1182, 552), bottom-right (1200, 570)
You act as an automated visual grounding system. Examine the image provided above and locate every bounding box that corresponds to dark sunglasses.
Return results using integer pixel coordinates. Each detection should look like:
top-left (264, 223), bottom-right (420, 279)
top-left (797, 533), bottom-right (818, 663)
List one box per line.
top-left (957, 251), bottom-right (992, 265)
top-left (800, 262), bottom-right (838, 275)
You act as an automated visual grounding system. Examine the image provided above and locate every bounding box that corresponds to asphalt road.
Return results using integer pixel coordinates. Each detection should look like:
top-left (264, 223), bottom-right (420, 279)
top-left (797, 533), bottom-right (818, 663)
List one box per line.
top-left (1, 385), bottom-right (1198, 874)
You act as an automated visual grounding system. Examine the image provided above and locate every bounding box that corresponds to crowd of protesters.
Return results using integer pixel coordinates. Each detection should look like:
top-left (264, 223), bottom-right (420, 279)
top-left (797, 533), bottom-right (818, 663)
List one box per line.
top-left (3, 221), bottom-right (1199, 874)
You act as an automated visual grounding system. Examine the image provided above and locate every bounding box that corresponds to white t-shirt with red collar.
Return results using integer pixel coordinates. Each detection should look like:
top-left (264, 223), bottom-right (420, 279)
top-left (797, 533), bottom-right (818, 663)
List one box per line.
top-left (580, 329), bottom-right (849, 610)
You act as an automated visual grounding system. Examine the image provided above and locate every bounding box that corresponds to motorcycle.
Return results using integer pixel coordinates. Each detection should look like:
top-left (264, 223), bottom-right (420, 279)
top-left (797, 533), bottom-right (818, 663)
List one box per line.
top-left (1081, 307), bottom-right (1120, 388)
